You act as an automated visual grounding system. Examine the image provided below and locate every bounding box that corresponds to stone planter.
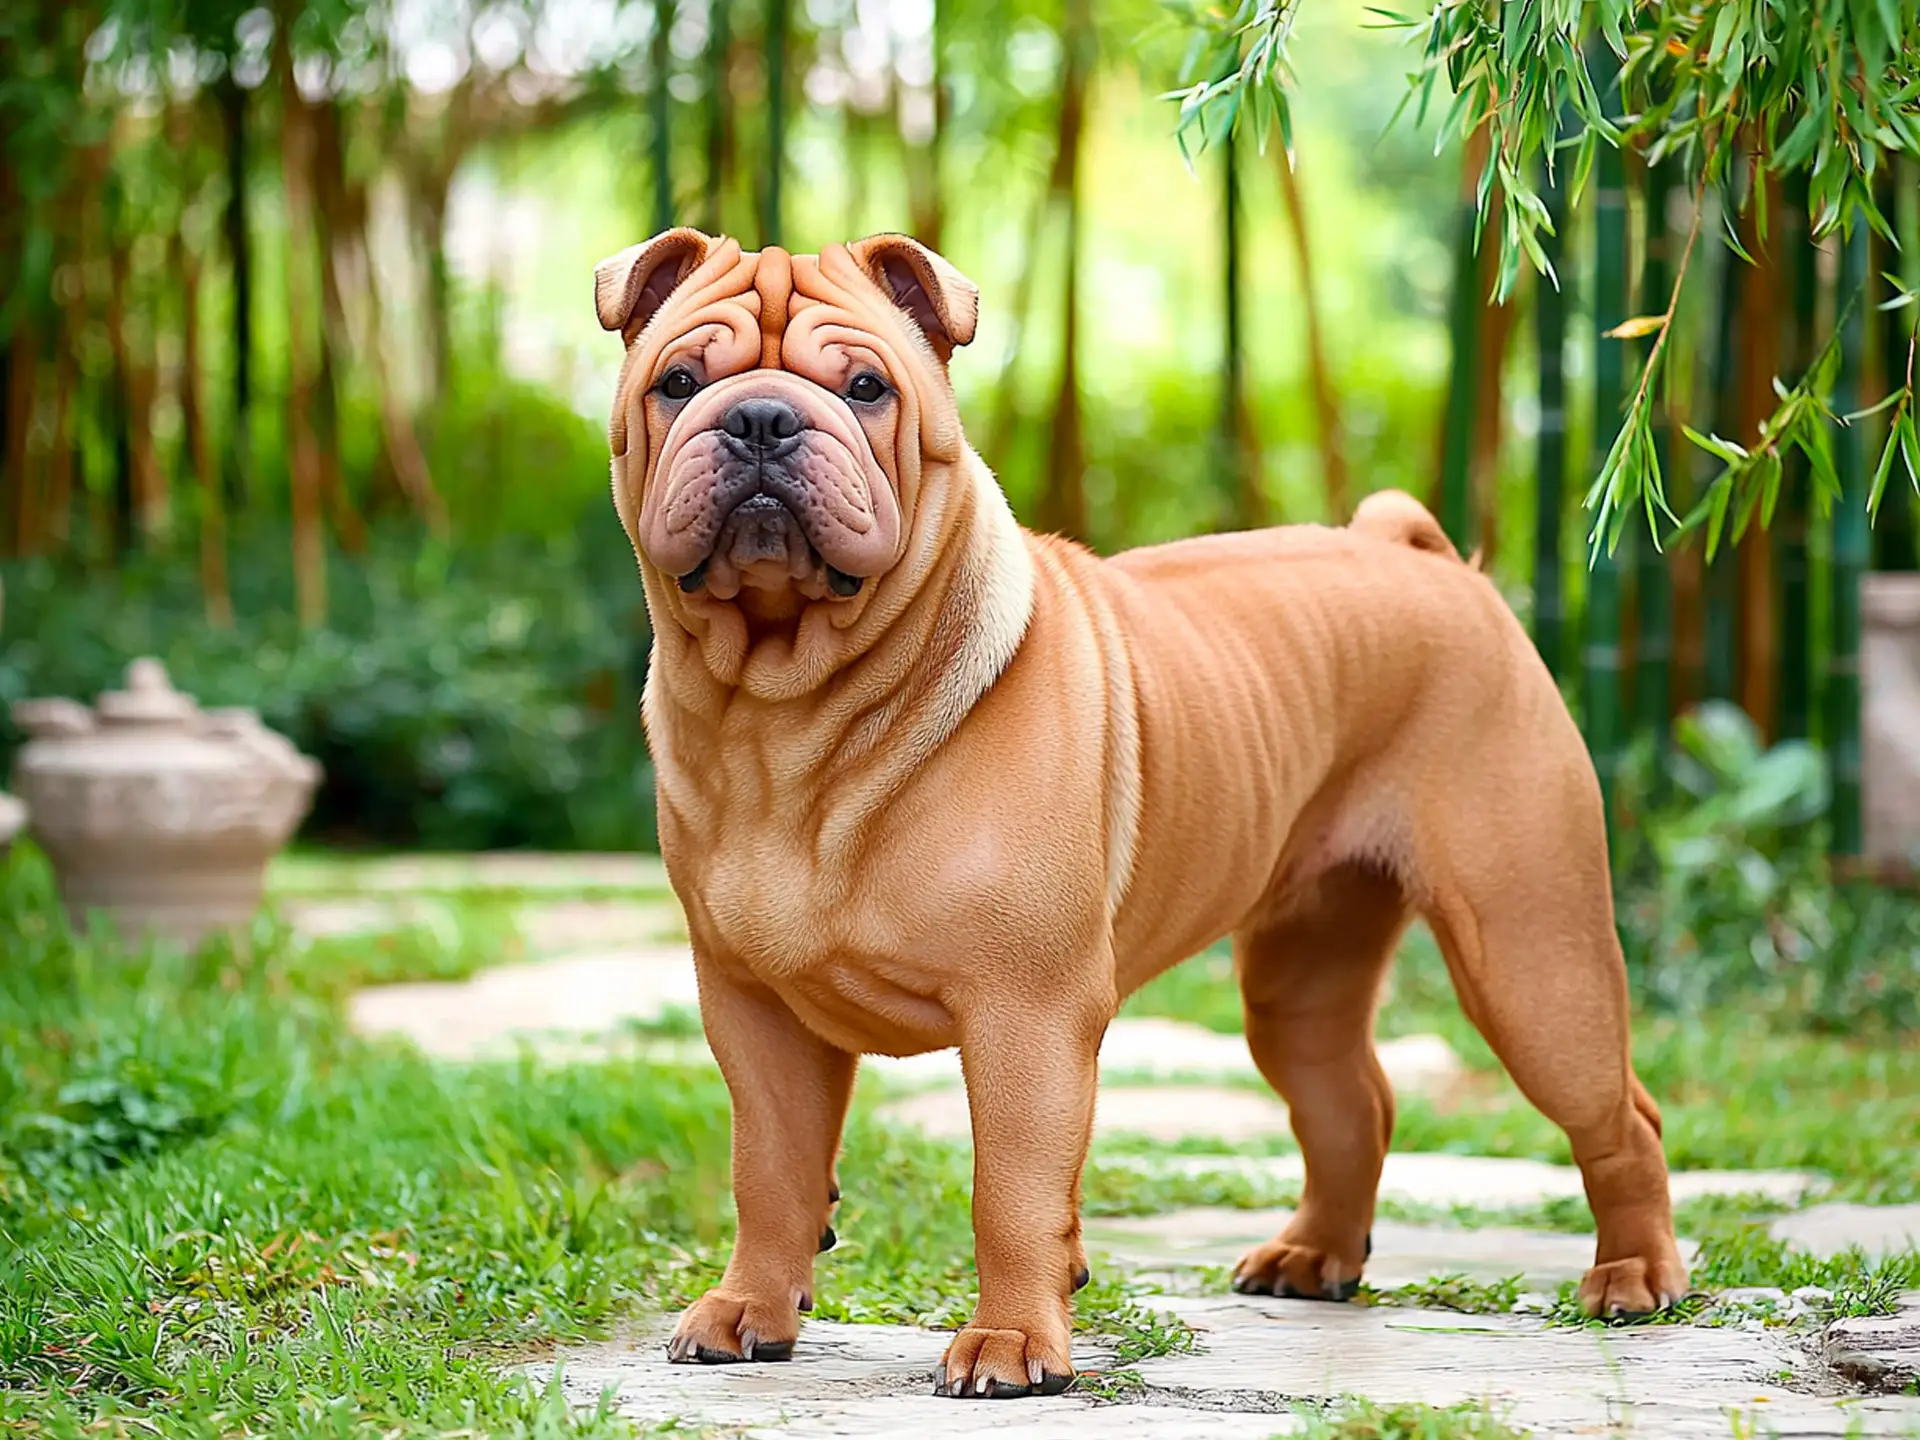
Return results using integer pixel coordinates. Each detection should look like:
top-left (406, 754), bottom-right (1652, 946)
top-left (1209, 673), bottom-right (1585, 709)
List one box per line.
top-left (11, 658), bottom-right (321, 945)
top-left (0, 790), bottom-right (23, 858)
top-left (1863, 574), bottom-right (1920, 875)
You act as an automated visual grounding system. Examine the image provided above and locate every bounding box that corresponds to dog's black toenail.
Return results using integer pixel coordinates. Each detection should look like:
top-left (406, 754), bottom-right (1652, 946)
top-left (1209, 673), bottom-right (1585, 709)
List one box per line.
top-left (819, 1225), bottom-right (837, 1253)
top-left (981, 1377), bottom-right (1031, 1399)
top-left (829, 1182), bottom-right (841, 1205)
top-left (797, 1291), bottom-right (813, 1312)
top-left (1365, 1231), bottom-right (1373, 1260)
top-left (751, 1340), bottom-right (793, 1361)
top-left (1035, 1371), bottom-right (1073, 1396)
top-left (1327, 1278), bottom-right (1360, 1302)
top-left (1072, 1265), bottom-right (1091, 1292)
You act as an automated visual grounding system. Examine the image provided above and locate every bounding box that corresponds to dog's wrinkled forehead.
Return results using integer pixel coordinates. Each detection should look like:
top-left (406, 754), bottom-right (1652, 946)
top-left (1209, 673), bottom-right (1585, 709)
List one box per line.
top-left (594, 228), bottom-right (977, 374)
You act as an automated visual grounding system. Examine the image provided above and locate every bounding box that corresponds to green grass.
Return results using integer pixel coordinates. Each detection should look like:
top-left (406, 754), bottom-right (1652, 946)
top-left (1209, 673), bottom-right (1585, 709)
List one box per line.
top-left (282, 895), bottom-right (530, 1000)
top-left (1287, 1397), bottom-right (1530, 1439)
top-left (1, 848), bottom-right (1239, 1438)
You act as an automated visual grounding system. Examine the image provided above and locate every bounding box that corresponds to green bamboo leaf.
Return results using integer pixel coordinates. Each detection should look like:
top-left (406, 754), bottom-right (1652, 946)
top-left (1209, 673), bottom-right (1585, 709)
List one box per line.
top-left (1759, 451), bottom-right (1784, 529)
top-left (1903, 413), bottom-right (1920, 493)
top-left (1844, 390), bottom-right (1907, 422)
top-left (1683, 427), bottom-right (1752, 465)
top-left (1706, 475), bottom-right (1734, 558)
top-left (1869, 423), bottom-right (1902, 513)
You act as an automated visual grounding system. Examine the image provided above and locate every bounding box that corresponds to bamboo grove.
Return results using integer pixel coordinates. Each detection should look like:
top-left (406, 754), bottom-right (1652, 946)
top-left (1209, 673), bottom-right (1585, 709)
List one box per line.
top-left (4, 0), bottom-right (1920, 862)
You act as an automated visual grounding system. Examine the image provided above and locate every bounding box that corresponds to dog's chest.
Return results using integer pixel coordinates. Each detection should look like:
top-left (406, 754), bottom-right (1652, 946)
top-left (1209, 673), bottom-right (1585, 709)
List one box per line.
top-left (667, 816), bottom-right (962, 1054)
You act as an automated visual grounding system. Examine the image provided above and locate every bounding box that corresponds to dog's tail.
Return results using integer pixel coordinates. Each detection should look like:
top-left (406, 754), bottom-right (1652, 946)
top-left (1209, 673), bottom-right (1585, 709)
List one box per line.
top-left (1348, 489), bottom-right (1483, 570)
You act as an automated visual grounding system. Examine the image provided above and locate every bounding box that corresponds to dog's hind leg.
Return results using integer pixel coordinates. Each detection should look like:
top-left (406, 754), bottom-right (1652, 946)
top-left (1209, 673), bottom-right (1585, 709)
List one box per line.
top-left (1230, 863), bottom-right (1409, 1299)
top-left (1415, 762), bottom-right (1688, 1316)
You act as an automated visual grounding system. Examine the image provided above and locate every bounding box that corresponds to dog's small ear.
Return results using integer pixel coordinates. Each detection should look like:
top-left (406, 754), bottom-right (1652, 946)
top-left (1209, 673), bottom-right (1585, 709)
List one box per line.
top-left (846, 233), bottom-right (978, 361)
top-left (594, 228), bottom-right (716, 339)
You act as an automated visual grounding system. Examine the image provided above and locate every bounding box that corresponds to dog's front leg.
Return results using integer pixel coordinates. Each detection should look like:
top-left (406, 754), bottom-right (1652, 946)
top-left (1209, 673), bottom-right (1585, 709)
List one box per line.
top-left (667, 953), bottom-right (856, 1364)
top-left (937, 979), bottom-right (1110, 1399)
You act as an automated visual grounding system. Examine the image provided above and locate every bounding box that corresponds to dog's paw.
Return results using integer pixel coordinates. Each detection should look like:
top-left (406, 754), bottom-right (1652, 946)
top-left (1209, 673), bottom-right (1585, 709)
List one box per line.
top-left (933, 1324), bottom-right (1074, 1399)
top-left (1230, 1237), bottom-right (1365, 1301)
top-left (1576, 1253), bottom-right (1690, 1319)
top-left (665, 1289), bottom-right (802, 1364)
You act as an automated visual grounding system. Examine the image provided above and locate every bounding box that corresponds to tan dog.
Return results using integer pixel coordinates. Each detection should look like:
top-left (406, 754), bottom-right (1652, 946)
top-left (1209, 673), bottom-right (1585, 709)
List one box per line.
top-left (593, 228), bottom-right (1688, 1399)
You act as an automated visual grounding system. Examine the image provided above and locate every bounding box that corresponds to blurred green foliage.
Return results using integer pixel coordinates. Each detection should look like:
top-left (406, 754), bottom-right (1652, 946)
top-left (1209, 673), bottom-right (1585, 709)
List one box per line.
top-left (0, 500), bottom-right (658, 852)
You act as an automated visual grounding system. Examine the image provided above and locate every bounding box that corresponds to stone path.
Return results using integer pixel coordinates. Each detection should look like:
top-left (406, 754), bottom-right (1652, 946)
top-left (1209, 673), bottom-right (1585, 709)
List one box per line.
top-left (531, 1299), bottom-right (1920, 1438)
top-left (297, 854), bottom-right (1920, 1437)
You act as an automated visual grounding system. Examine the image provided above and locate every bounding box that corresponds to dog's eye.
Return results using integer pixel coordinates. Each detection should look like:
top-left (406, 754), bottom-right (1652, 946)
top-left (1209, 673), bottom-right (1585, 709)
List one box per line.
top-left (657, 367), bottom-right (699, 402)
top-left (846, 372), bottom-right (889, 405)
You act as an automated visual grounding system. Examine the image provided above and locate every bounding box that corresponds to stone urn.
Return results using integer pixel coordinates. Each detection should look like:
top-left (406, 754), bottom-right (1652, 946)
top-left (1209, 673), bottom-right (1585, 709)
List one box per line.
top-left (11, 658), bottom-right (322, 945)
top-left (1863, 574), bottom-right (1920, 875)
top-left (0, 789), bottom-right (23, 858)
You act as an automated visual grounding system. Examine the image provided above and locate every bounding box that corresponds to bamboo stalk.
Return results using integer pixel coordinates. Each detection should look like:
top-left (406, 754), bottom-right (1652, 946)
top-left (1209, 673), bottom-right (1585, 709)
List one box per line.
top-left (1635, 155), bottom-right (1673, 758)
top-left (278, 6), bottom-right (328, 627)
top-left (652, 0), bottom-right (676, 230)
top-left (311, 97), bottom-right (364, 556)
top-left (1584, 42), bottom-right (1628, 830)
top-left (761, 0), bottom-right (788, 247)
top-left (1872, 159), bottom-right (1916, 571)
top-left (1272, 140), bottom-right (1348, 521)
top-left (704, 0), bottom-right (731, 232)
top-left (1827, 221), bottom-right (1869, 857)
top-left (217, 72), bottom-right (252, 506)
top-left (170, 101), bottom-right (233, 628)
top-left (1532, 135), bottom-right (1569, 680)
top-left (1735, 173), bottom-right (1781, 738)
top-left (1035, 0), bottom-right (1091, 539)
top-left (1777, 171), bottom-right (1815, 739)
top-left (1222, 131), bottom-right (1262, 530)
top-left (4, 323), bottom-right (34, 557)
top-left (1702, 179), bottom-right (1742, 701)
top-left (1436, 135), bottom-right (1484, 554)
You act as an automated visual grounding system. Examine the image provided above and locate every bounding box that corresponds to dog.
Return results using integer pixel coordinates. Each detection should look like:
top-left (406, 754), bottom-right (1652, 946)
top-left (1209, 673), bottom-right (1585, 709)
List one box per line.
top-left (592, 228), bottom-right (1688, 1400)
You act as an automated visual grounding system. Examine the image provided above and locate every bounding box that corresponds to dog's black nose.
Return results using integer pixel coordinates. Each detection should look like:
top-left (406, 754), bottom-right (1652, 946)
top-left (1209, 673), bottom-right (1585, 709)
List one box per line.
top-left (722, 397), bottom-right (802, 452)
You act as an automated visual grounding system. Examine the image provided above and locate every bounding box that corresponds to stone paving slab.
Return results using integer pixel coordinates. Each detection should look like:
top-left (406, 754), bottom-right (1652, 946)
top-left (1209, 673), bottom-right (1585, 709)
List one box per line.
top-left (349, 947), bottom-right (701, 1060)
top-left (529, 1323), bottom-right (1303, 1440)
top-left (1095, 1150), bottom-right (1816, 1212)
top-left (1086, 1208), bottom-right (1612, 1288)
top-left (1138, 1294), bottom-right (1920, 1437)
top-left (867, 1026), bottom-right (1464, 1095)
top-left (527, 1304), bottom-right (1920, 1439)
top-left (1776, 1204), bottom-right (1920, 1261)
top-left (886, 1083), bottom-right (1296, 1145)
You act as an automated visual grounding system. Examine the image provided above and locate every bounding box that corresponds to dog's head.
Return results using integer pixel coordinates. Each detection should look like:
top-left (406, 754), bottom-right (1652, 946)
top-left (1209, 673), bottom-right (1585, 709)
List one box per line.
top-left (595, 229), bottom-right (978, 630)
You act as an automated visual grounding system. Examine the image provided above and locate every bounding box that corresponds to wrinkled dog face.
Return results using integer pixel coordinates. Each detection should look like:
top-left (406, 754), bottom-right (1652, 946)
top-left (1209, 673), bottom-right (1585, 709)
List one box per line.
top-left (596, 230), bottom-right (977, 608)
